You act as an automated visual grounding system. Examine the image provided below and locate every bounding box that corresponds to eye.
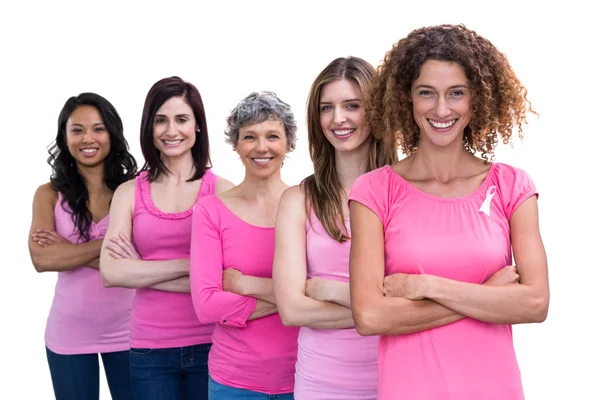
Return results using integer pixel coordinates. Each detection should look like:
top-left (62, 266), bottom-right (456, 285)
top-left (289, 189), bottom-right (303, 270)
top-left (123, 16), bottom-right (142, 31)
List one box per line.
top-left (176, 117), bottom-right (188, 123)
top-left (268, 134), bottom-right (280, 139)
top-left (418, 90), bottom-right (434, 97)
top-left (94, 126), bottom-right (106, 133)
top-left (71, 128), bottom-right (83, 134)
top-left (243, 135), bottom-right (254, 140)
top-left (320, 105), bottom-right (333, 112)
top-left (449, 90), bottom-right (465, 97)
top-left (154, 117), bottom-right (166, 124)
top-left (346, 103), bottom-right (360, 110)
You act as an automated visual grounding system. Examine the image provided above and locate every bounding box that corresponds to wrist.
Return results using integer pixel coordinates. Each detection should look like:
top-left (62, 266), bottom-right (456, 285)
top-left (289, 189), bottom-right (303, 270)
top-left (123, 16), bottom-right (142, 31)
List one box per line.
top-left (421, 274), bottom-right (436, 299)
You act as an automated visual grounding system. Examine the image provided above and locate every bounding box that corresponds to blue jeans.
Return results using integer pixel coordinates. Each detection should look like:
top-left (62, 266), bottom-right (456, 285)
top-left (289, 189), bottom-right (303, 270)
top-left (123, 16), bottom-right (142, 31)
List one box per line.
top-left (46, 347), bottom-right (133, 400)
top-left (208, 376), bottom-right (294, 400)
top-left (130, 344), bottom-right (211, 400)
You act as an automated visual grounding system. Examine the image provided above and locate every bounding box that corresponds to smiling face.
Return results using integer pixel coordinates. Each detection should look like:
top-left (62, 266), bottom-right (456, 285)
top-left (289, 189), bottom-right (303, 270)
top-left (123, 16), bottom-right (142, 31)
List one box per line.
top-left (65, 105), bottom-right (111, 168)
top-left (236, 118), bottom-right (287, 179)
top-left (152, 96), bottom-right (197, 159)
top-left (411, 59), bottom-right (472, 149)
top-left (319, 78), bottom-right (371, 153)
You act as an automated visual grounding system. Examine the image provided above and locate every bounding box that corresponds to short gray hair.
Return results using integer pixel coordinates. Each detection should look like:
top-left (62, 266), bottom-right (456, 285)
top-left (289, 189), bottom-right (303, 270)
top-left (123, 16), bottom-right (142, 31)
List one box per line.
top-left (224, 91), bottom-right (297, 151)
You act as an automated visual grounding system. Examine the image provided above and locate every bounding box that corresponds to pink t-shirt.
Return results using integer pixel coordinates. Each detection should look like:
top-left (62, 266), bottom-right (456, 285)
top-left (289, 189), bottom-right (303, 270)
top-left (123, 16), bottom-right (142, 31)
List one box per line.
top-left (349, 162), bottom-right (537, 400)
top-left (129, 169), bottom-right (216, 349)
top-left (294, 210), bottom-right (378, 399)
top-left (45, 192), bottom-right (133, 355)
top-left (190, 196), bottom-right (299, 394)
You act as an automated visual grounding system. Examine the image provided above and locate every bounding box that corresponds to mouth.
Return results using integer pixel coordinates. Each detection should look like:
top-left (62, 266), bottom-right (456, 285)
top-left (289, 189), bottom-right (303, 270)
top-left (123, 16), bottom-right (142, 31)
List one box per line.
top-left (162, 139), bottom-right (183, 147)
top-left (251, 157), bottom-right (274, 165)
top-left (332, 128), bottom-right (355, 138)
top-left (80, 148), bottom-right (99, 156)
top-left (427, 119), bottom-right (458, 130)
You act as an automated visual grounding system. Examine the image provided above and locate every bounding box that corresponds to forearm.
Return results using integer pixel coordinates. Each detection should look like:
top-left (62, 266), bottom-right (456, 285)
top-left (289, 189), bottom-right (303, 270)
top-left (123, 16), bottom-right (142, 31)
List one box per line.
top-left (149, 276), bottom-right (190, 293)
top-left (354, 296), bottom-right (464, 336)
top-left (31, 240), bottom-right (102, 272)
top-left (280, 295), bottom-right (355, 329)
top-left (237, 276), bottom-right (276, 303)
top-left (323, 281), bottom-right (352, 308)
top-left (425, 276), bottom-right (547, 324)
top-left (100, 257), bottom-right (189, 288)
top-left (248, 299), bottom-right (278, 320)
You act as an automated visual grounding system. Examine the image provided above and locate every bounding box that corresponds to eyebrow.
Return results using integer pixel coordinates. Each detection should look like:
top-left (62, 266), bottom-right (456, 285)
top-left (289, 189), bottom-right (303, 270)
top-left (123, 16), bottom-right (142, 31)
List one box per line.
top-left (68, 122), bottom-right (105, 127)
top-left (414, 84), bottom-right (469, 90)
top-left (319, 98), bottom-right (363, 104)
top-left (154, 113), bottom-right (192, 118)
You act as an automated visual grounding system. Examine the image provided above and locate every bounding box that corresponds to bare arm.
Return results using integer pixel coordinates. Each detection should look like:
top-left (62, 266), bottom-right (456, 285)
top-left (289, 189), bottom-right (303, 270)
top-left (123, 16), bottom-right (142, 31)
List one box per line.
top-left (419, 196), bottom-right (549, 324)
top-left (248, 301), bottom-right (278, 320)
top-left (149, 276), bottom-right (190, 293)
top-left (349, 201), bottom-right (465, 336)
top-left (273, 186), bottom-right (355, 329)
top-left (99, 180), bottom-right (189, 288)
top-left (28, 183), bottom-right (102, 272)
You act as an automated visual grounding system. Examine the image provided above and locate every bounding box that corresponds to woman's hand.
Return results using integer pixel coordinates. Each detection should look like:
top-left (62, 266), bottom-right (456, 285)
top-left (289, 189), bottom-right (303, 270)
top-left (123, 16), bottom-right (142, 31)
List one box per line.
top-left (105, 233), bottom-right (141, 260)
top-left (31, 229), bottom-right (69, 247)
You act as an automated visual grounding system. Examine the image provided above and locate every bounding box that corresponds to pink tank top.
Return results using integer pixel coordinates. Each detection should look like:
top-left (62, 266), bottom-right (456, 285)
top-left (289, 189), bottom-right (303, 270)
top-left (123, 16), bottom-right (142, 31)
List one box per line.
top-left (45, 192), bottom-right (133, 355)
top-left (130, 169), bottom-right (216, 348)
top-left (294, 210), bottom-right (379, 398)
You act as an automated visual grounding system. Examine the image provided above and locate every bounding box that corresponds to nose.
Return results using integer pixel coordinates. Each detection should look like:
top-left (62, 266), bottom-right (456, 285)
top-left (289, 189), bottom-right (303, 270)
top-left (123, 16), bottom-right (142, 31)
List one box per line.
top-left (255, 137), bottom-right (268, 152)
top-left (333, 107), bottom-right (347, 125)
top-left (82, 129), bottom-right (93, 143)
top-left (434, 97), bottom-right (451, 118)
top-left (166, 121), bottom-right (178, 137)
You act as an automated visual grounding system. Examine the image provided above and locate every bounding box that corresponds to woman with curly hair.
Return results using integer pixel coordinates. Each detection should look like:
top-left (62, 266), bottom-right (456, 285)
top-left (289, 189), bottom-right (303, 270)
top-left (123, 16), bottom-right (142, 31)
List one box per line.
top-left (28, 92), bottom-right (137, 399)
top-left (348, 24), bottom-right (549, 399)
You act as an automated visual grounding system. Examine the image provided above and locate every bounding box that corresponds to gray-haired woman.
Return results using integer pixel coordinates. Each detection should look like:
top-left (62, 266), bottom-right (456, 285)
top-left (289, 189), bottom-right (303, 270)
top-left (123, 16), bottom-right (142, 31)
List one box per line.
top-left (190, 92), bottom-right (300, 399)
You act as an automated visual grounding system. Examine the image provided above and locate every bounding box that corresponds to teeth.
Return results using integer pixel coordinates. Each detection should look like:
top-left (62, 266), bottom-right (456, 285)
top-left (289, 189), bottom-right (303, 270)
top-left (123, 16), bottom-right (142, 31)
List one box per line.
top-left (81, 149), bottom-right (97, 153)
top-left (253, 158), bottom-right (272, 163)
top-left (429, 119), bottom-right (456, 129)
top-left (333, 129), bottom-right (354, 136)
top-left (164, 140), bottom-right (182, 145)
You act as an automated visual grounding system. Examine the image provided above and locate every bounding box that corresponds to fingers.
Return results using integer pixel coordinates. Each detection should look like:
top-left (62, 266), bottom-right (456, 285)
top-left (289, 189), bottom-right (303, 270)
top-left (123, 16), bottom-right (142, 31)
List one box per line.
top-left (32, 231), bottom-right (62, 246)
top-left (106, 237), bottom-right (131, 259)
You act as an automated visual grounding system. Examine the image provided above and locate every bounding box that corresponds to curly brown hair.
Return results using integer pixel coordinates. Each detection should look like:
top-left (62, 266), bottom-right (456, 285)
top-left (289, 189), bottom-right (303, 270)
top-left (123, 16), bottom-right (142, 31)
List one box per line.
top-left (366, 24), bottom-right (536, 160)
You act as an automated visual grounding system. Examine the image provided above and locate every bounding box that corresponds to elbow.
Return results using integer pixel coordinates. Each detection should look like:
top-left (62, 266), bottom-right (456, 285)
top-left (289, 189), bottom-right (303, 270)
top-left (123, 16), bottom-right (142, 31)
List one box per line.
top-left (352, 305), bottom-right (380, 336)
top-left (530, 294), bottom-right (549, 323)
top-left (100, 264), bottom-right (118, 288)
top-left (31, 255), bottom-right (51, 273)
top-left (278, 306), bottom-right (300, 327)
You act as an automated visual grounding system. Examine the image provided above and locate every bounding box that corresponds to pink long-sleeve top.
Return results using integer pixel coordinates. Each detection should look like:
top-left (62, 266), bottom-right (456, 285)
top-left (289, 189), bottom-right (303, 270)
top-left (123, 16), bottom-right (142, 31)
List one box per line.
top-left (129, 169), bottom-right (216, 349)
top-left (190, 195), bottom-right (299, 394)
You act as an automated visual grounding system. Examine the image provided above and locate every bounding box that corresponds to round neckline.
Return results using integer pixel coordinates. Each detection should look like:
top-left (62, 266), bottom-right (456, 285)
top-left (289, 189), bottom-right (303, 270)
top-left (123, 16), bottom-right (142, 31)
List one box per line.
top-left (384, 162), bottom-right (497, 203)
top-left (214, 196), bottom-right (275, 230)
top-left (139, 170), bottom-right (212, 219)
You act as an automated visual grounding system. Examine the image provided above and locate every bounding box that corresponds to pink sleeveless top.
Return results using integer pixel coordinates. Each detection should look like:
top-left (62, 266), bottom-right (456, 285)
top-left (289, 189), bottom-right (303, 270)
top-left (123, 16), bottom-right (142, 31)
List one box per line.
top-left (293, 210), bottom-right (379, 399)
top-left (45, 192), bottom-right (133, 355)
top-left (130, 169), bottom-right (216, 348)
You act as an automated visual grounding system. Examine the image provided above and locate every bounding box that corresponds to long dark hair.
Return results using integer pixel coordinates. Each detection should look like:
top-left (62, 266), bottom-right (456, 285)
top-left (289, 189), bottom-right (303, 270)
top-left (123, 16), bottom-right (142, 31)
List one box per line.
top-left (47, 92), bottom-right (137, 241)
top-left (140, 76), bottom-right (212, 182)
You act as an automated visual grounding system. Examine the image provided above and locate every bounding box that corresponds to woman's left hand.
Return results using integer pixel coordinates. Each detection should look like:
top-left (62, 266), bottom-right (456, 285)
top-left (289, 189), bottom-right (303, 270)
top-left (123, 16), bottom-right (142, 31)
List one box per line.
top-left (105, 233), bottom-right (141, 260)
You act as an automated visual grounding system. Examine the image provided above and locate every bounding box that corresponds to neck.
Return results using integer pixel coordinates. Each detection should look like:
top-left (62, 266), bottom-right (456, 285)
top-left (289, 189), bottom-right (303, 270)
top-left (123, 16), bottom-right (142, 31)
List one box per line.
top-left (77, 163), bottom-right (106, 193)
top-left (159, 151), bottom-right (196, 183)
top-left (238, 169), bottom-right (287, 202)
top-left (410, 135), bottom-right (473, 181)
top-left (335, 138), bottom-right (371, 191)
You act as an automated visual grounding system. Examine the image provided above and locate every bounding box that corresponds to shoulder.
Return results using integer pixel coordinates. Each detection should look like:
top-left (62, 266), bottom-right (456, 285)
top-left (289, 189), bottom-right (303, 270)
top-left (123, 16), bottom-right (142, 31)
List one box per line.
top-left (215, 176), bottom-right (235, 194)
top-left (33, 182), bottom-right (58, 207)
top-left (281, 184), bottom-right (305, 206)
top-left (350, 165), bottom-right (397, 198)
top-left (112, 178), bottom-right (137, 204)
top-left (489, 162), bottom-right (538, 218)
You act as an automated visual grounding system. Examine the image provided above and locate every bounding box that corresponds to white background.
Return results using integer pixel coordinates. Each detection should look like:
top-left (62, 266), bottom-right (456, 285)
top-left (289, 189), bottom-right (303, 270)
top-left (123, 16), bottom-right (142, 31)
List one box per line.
top-left (1, 0), bottom-right (597, 398)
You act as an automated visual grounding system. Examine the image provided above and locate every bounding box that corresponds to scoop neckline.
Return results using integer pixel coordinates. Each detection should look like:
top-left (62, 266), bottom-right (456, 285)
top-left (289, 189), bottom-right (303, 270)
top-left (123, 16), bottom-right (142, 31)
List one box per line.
top-left (214, 196), bottom-right (276, 230)
top-left (383, 162), bottom-right (497, 203)
top-left (140, 169), bottom-right (212, 219)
